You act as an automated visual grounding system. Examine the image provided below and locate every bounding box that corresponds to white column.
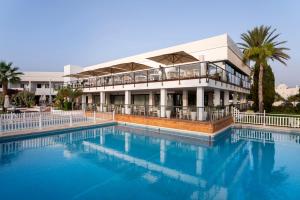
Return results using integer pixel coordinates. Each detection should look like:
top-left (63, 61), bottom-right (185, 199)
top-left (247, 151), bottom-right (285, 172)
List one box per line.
top-left (224, 91), bottom-right (230, 106)
top-left (28, 81), bottom-right (32, 92)
top-left (182, 90), bottom-right (188, 107)
top-left (149, 91), bottom-right (154, 106)
top-left (196, 147), bottom-right (204, 175)
top-left (81, 94), bottom-right (86, 110)
top-left (213, 89), bottom-right (220, 106)
top-left (125, 132), bottom-right (131, 153)
top-left (100, 91), bottom-right (105, 112)
top-left (199, 55), bottom-right (207, 76)
top-left (106, 93), bottom-right (110, 105)
top-left (87, 94), bottom-right (93, 104)
top-left (49, 81), bottom-right (52, 104)
top-left (160, 139), bottom-right (166, 164)
top-left (233, 92), bottom-right (238, 105)
top-left (197, 87), bottom-right (205, 120)
top-left (125, 90), bottom-right (131, 114)
top-left (160, 88), bottom-right (167, 118)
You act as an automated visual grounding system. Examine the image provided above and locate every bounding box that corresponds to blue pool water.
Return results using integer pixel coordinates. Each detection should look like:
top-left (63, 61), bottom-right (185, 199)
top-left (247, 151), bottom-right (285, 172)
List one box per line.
top-left (0, 125), bottom-right (300, 200)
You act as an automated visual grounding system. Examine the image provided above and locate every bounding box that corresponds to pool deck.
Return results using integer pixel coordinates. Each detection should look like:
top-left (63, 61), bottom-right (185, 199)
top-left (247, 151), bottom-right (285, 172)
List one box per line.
top-left (0, 112), bottom-right (234, 141)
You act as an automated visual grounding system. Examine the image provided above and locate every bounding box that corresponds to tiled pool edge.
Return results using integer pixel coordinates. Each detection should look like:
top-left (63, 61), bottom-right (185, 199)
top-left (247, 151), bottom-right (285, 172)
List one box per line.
top-left (117, 121), bottom-right (232, 142)
top-left (0, 120), bottom-right (233, 143)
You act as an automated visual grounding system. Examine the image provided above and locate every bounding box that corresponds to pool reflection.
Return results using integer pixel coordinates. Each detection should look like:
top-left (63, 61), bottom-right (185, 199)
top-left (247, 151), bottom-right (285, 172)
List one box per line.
top-left (0, 125), bottom-right (299, 199)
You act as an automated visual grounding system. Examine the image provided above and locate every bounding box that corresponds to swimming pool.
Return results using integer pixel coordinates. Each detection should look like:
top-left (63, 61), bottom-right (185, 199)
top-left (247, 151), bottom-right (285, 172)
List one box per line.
top-left (0, 124), bottom-right (300, 200)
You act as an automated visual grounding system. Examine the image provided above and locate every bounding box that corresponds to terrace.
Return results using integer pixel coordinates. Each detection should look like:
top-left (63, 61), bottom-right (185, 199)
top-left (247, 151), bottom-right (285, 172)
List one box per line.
top-left (66, 61), bottom-right (251, 90)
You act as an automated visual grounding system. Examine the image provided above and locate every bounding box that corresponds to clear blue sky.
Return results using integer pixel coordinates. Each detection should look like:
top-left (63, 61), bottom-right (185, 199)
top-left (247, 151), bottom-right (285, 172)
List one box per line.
top-left (0, 0), bottom-right (299, 86)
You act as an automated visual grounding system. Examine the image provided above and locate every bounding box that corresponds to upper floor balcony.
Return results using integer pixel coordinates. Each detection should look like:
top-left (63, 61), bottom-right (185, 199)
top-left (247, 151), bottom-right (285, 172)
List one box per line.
top-left (35, 88), bottom-right (57, 95)
top-left (66, 61), bottom-right (251, 91)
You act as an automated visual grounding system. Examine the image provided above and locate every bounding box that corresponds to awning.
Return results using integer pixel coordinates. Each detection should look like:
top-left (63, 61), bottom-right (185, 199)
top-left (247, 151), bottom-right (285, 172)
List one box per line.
top-left (68, 62), bottom-right (150, 78)
top-left (94, 62), bottom-right (150, 74)
top-left (147, 51), bottom-right (198, 66)
top-left (63, 74), bottom-right (90, 78)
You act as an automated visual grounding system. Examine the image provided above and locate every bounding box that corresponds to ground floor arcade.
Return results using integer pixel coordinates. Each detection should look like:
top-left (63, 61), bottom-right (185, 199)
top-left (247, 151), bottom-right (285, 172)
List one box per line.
top-left (81, 87), bottom-right (247, 121)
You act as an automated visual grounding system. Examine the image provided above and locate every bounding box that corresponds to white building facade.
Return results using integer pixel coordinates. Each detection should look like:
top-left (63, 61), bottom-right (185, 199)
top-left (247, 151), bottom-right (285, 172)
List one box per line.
top-left (276, 84), bottom-right (299, 100)
top-left (1, 72), bottom-right (64, 104)
top-left (64, 34), bottom-right (251, 121)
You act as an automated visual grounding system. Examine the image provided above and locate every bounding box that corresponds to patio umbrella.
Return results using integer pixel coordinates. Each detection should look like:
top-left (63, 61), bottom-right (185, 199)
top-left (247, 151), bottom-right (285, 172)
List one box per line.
top-left (94, 62), bottom-right (150, 74)
top-left (4, 95), bottom-right (10, 109)
top-left (147, 51), bottom-right (198, 66)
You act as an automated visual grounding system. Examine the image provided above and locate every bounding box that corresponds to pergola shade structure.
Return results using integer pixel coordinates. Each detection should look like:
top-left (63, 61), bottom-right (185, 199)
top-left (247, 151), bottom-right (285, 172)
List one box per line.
top-left (64, 73), bottom-right (93, 78)
top-left (69, 62), bottom-right (151, 78)
top-left (147, 51), bottom-right (198, 66)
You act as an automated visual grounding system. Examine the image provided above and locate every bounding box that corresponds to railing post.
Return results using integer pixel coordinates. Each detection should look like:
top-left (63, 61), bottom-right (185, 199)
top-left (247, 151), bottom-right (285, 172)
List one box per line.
top-left (93, 111), bottom-right (96, 124)
top-left (263, 110), bottom-right (266, 126)
top-left (113, 110), bottom-right (115, 121)
top-left (70, 115), bottom-right (73, 127)
top-left (39, 114), bottom-right (42, 130)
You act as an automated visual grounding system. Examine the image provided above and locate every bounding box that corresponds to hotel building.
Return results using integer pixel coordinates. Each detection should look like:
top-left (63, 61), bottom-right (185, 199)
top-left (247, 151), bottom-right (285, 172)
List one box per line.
top-left (64, 34), bottom-right (251, 121)
top-left (1, 72), bottom-right (64, 104)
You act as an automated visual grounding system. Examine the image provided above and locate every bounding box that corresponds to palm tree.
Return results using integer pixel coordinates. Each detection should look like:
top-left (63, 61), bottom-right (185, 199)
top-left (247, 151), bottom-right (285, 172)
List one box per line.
top-left (66, 87), bottom-right (83, 110)
top-left (0, 61), bottom-right (23, 111)
top-left (239, 26), bottom-right (290, 112)
top-left (55, 87), bottom-right (69, 109)
top-left (55, 87), bottom-right (82, 110)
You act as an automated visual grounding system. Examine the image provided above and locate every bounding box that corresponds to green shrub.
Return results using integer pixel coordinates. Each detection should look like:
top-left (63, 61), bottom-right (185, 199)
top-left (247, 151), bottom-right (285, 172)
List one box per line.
top-left (12, 91), bottom-right (35, 107)
top-left (63, 101), bottom-right (72, 110)
top-left (271, 104), bottom-right (300, 114)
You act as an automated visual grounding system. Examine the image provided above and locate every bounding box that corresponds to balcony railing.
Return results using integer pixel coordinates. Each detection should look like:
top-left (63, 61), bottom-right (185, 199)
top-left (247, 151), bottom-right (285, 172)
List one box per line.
top-left (66, 62), bottom-right (251, 90)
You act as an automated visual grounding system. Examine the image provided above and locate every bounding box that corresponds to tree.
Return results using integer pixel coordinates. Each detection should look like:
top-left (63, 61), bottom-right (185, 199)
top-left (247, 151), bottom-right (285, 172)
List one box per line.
top-left (67, 87), bottom-right (83, 110)
top-left (54, 87), bottom-right (82, 110)
top-left (55, 87), bottom-right (69, 109)
top-left (251, 64), bottom-right (275, 112)
top-left (0, 61), bottom-right (24, 111)
top-left (274, 92), bottom-right (285, 102)
top-left (12, 91), bottom-right (35, 108)
top-left (287, 88), bottom-right (300, 105)
top-left (239, 26), bottom-right (290, 112)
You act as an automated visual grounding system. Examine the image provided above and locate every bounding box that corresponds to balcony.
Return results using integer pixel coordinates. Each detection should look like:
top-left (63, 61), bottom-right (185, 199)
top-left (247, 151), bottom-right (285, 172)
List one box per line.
top-left (35, 88), bottom-right (57, 96)
top-left (66, 62), bottom-right (251, 90)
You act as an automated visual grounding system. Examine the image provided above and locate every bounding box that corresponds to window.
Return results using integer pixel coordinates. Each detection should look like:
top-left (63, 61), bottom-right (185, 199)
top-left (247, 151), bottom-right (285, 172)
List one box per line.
top-left (37, 84), bottom-right (42, 88)
top-left (45, 84), bottom-right (49, 88)
top-left (21, 84), bottom-right (25, 88)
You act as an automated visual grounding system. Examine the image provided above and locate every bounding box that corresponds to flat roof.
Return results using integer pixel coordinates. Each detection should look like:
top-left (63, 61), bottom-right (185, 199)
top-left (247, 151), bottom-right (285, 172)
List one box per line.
top-left (70, 33), bottom-right (251, 76)
top-left (20, 72), bottom-right (64, 82)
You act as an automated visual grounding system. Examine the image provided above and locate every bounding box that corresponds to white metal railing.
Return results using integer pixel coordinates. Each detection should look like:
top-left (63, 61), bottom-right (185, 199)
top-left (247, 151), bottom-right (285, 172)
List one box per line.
top-left (51, 109), bottom-right (85, 116)
top-left (0, 110), bottom-right (115, 134)
top-left (233, 110), bottom-right (300, 128)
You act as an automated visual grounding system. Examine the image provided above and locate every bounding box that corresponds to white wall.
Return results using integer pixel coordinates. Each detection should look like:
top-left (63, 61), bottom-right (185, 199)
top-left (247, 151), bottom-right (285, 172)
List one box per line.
top-left (276, 84), bottom-right (299, 99)
top-left (64, 65), bottom-right (83, 83)
top-left (81, 34), bottom-right (250, 76)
